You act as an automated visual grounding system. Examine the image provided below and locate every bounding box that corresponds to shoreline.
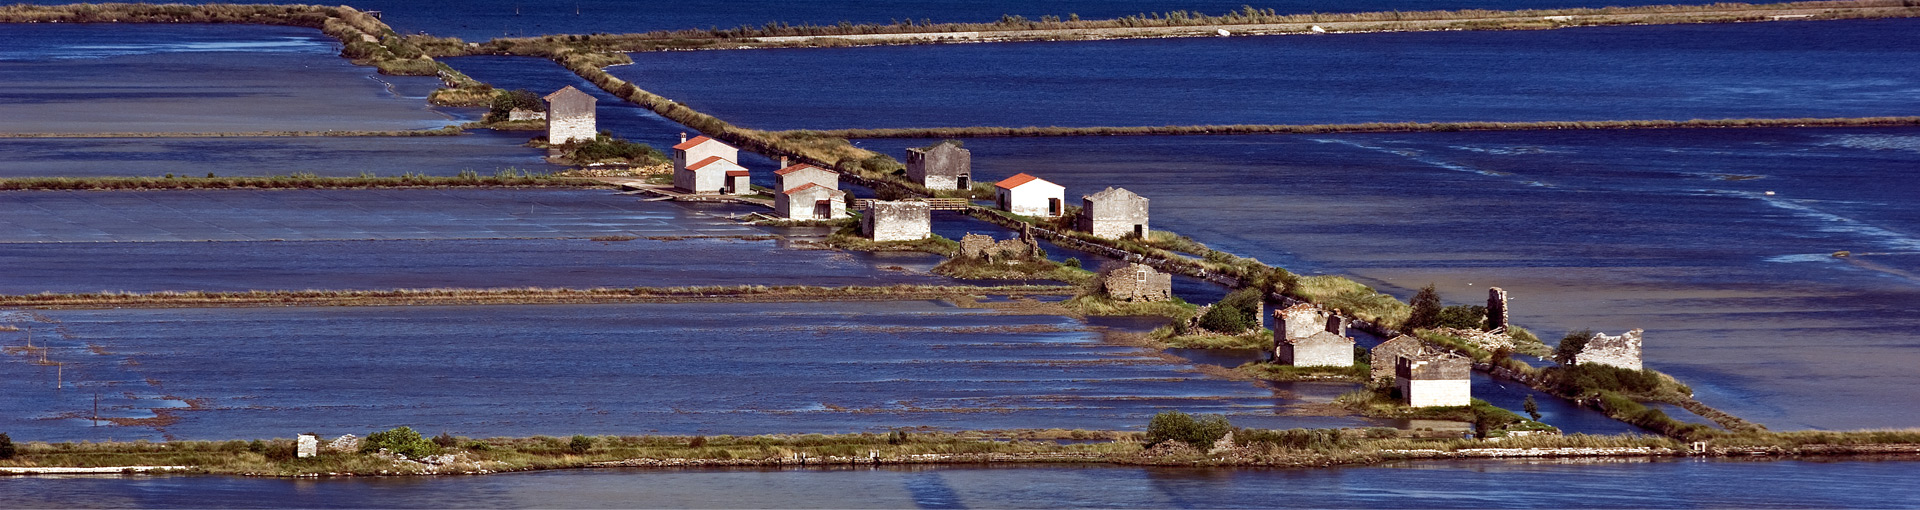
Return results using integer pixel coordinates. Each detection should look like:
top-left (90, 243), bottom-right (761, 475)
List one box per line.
top-left (794, 116), bottom-right (1920, 139)
top-left (5, 433), bottom-right (1918, 478)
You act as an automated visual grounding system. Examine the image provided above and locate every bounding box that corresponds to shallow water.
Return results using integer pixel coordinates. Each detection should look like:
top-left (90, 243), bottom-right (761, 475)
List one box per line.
top-left (0, 302), bottom-right (1382, 442)
top-left (4, 459), bottom-right (1918, 508)
top-left (8, 0), bottom-right (1696, 41)
top-left (0, 25), bottom-right (451, 133)
top-left (858, 127), bottom-right (1920, 430)
top-left (617, 19), bottom-right (1920, 130)
top-left (0, 132), bottom-right (558, 178)
top-left (0, 188), bottom-right (965, 292)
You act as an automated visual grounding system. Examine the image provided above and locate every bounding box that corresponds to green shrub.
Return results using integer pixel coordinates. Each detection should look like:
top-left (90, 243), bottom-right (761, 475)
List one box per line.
top-left (1436, 305), bottom-right (1487, 330)
top-left (1236, 428), bottom-right (1350, 450)
top-left (1197, 288), bottom-right (1263, 333)
top-left (1404, 284), bottom-right (1442, 330)
top-left (0, 432), bottom-right (13, 459)
top-left (688, 435), bottom-right (707, 448)
top-left (486, 89), bottom-right (545, 122)
top-left (568, 435), bottom-right (594, 454)
top-left (432, 432), bottom-right (459, 448)
top-left (1145, 411), bottom-right (1231, 448)
top-left (361, 426), bottom-right (440, 458)
top-left (1554, 329), bottom-right (1595, 365)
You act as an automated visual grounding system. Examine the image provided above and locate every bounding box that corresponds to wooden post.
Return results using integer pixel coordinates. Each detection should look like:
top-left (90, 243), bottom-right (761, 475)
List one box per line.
top-left (56, 362), bottom-right (62, 390)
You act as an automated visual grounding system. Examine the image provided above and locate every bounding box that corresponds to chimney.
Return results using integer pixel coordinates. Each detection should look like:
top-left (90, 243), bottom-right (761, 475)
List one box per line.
top-left (780, 156), bottom-right (788, 168)
top-left (679, 132), bottom-right (687, 143)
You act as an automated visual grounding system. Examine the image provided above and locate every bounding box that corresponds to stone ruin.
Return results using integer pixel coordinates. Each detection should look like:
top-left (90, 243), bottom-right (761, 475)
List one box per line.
top-left (326, 434), bottom-right (361, 453)
top-left (1369, 335), bottom-right (1429, 382)
top-left (1273, 304), bottom-right (1354, 367)
top-left (958, 232), bottom-right (1039, 262)
top-left (1487, 287), bottom-right (1509, 331)
top-left (1576, 329), bottom-right (1644, 370)
top-left (1397, 351), bottom-right (1473, 408)
top-left (860, 200), bottom-right (931, 242)
top-left (296, 434), bottom-right (318, 458)
top-left (1102, 263), bottom-right (1172, 302)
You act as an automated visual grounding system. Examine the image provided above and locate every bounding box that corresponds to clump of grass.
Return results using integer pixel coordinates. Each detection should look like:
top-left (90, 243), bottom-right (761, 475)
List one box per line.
top-left (1237, 362), bottom-right (1369, 382)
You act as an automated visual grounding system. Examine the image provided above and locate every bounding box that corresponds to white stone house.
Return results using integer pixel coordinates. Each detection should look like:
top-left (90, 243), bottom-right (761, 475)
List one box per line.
top-left (676, 156), bottom-right (749, 195)
top-left (861, 200), bottom-right (931, 242)
top-left (775, 183), bottom-right (847, 220)
top-left (1078, 187), bottom-right (1149, 239)
top-left (542, 86), bottom-right (597, 145)
top-left (671, 134), bottom-right (738, 174)
top-left (994, 173), bottom-right (1065, 218)
top-left (1397, 352), bottom-right (1472, 408)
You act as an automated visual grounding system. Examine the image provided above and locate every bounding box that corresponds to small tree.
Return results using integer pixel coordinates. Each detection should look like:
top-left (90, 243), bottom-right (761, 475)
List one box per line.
top-left (1146, 411), bottom-right (1232, 449)
top-left (362, 426), bottom-right (440, 459)
top-left (1405, 284), bottom-right (1442, 331)
top-left (0, 432), bottom-right (14, 460)
top-left (1524, 395), bottom-right (1541, 421)
top-left (1435, 305), bottom-right (1487, 330)
top-left (1554, 329), bottom-right (1597, 365)
top-left (567, 435), bottom-right (594, 454)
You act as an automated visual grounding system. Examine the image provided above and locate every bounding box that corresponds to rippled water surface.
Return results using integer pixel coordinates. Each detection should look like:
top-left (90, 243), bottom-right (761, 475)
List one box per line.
top-left (0, 132), bottom-right (557, 178)
top-left (0, 189), bottom-right (966, 292)
top-left (0, 302), bottom-right (1380, 442)
top-left (0, 25), bottom-right (451, 133)
top-left (618, 19), bottom-right (1920, 130)
top-left (5, 459), bottom-right (1919, 508)
top-left (860, 127), bottom-right (1920, 430)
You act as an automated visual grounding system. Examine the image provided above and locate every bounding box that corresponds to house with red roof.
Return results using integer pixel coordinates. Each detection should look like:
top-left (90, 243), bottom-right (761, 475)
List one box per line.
top-left (672, 133), bottom-right (747, 194)
top-left (994, 173), bottom-right (1066, 218)
top-left (772, 163), bottom-right (846, 219)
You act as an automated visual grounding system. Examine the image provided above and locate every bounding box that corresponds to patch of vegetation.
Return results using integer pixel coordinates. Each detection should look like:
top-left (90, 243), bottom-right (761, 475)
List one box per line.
top-left (823, 224), bottom-right (958, 256)
top-left (485, 89), bottom-right (545, 123)
top-left (1055, 294), bottom-right (1195, 319)
top-left (0, 432), bottom-right (14, 460)
top-left (1552, 329), bottom-right (1595, 365)
top-left (1146, 411), bottom-right (1232, 449)
top-left (1156, 328), bottom-right (1270, 350)
top-left (932, 255), bottom-right (1094, 285)
top-left (1286, 275), bottom-right (1411, 328)
top-left (361, 426), bottom-right (440, 459)
top-left (557, 133), bottom-right (669, 166)
top-left (1195, 288), bottom-right (1264, 334)
top-left (1237, 362), bottom-right (1369, 382)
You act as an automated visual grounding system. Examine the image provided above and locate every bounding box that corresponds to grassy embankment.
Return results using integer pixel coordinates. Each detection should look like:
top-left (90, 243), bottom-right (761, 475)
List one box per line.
top-left (0, 284), bottom-right (1078, 309)
top-left (0, 171), bottom-right (593, 191)
top-left (802, 116), bottom-right (1920, 140)
top-left (9, 426), bottom-right (1920, 476)
top-left (459, 0), bottom-right (1920, 53)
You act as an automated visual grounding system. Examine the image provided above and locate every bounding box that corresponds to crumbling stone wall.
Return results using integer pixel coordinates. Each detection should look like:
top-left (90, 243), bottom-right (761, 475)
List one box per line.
top-left (1370, 335), bottom-right (1427, 382)
top-left (1279, 331), bottom-right (1353, 367)
top-left (1397, 352), bottom-right (1472, 408)
top-left (1103, 263), bottom-right (1172, 302)
top-left (906, 142), bottom-right (971, 190)
top-left (1487, 287), bottom-right (1510, 331)
top-left (1078, 187), bottom-right (1150, 239)
top-left (1276, 304), bottom-right (1330, 344)
top-left (861, 200), bottom-right (931, 242)
top-left (1576, 329), bottom-right (1643, 370)
top-left (959, 232), bottom-right (1038, 261)
top-left (297, 434), bottom-right (318, 458)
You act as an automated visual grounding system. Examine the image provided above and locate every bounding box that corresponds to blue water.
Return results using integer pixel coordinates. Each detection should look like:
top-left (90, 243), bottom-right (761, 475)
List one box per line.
top-left (616, 19), bottom-right (1920, 130)
top-left (0, 24), bottom-right (452, 133)
top-left (9, 0), bottom-right (1698, 41)
top-left (0, 189), bottom-right (966, 292)
top-left (0, 132), bottom-right (559, 178)
top-left (857, 127), bottom-right (1920, 431)
top-left (0, 302), bottom-right (1381, 442)
top-left (4, 459), bottom-right (1919, 508)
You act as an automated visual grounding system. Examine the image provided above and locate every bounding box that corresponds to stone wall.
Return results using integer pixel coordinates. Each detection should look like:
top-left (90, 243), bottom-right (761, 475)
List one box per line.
top-left (1103, 263), bottom-right (1172, 302)
top-left (1397, 353), bottom-right (1472, 407)
top-left (1280, 332), bottom-right (1353, 367)
top-left (507, 109), bottom-right (546, 121)
top-left (547, 114), bottom-right (595, 145)
top-left (906, 143), bottom-right (971, 190)
top-left (1577, 329), bottom-right (1643, 370)
top-left (861, 200), bottom-right (931, 242)
top-left (959, 232), bottom-right (1037, 260)
top-left (1276, 304), bottom-right (1330, 343)
top-left (1078, 187), bottom-right (1150, 239)
top-left (1370, 335), bottom-right (1427, 382)
top-left (1404, 378), bottom-right (1473, 408)
top-left (296, 434), bottom-right (318, 458)
top-left (1487, 287), bottom-right (1510, 331)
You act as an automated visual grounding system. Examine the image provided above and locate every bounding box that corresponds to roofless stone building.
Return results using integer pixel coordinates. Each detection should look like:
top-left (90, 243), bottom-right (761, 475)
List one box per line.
top-left (543, 86), bottom-right (597, 145)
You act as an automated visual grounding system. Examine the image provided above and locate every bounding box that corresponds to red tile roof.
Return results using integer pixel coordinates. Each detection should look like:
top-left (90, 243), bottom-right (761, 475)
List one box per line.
top-left (725, 170), bottom-right (749, 177)
top-left (995, 173), bottom-right (1048, 190)
top-left (685, 156), bottom-right (729, 171)
top-left (783, 182), bottom-right (823, 195)
top-left (775, 163), bottom-right (833, 176)
top-left (672, 135), bottom-right (717, 151)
